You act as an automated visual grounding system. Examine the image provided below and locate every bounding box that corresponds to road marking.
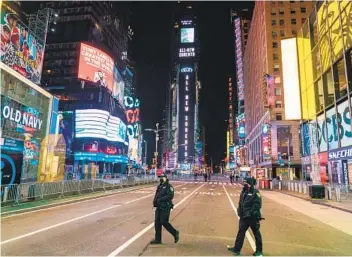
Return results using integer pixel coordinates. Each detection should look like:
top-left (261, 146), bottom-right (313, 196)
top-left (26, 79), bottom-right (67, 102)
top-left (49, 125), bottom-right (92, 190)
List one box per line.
top-left (0, 204), bottom-right (122, 245)
top-left (223, 185), bottom-right (256, 252)
top-left (107, 183), bottom-right (205, 257)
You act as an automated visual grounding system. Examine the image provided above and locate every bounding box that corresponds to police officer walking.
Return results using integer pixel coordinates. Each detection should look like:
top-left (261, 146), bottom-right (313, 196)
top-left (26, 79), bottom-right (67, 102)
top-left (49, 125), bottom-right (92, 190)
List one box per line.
top-left (228, 177), bottom-right (263, 256)
top-left (151, 174), bottom-right (180, 244)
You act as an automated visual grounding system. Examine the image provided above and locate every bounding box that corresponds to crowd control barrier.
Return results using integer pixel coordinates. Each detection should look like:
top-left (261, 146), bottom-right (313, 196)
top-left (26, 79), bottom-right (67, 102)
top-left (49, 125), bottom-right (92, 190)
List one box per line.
top-left (1, 175), bottom-right (158, 205)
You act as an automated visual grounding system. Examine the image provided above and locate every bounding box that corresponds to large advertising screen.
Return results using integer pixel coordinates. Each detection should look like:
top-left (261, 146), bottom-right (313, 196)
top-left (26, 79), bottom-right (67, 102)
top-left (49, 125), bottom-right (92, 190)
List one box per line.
top-left (78, 43), bottom-right (114, 91)
top-left (234, 18), bottom-right (244, 101)
top-left (124, 96), bottom-right (140, 139)
top-left (181, 28), bottom-right (194, 43)
top-left (75, 109), bottom-right (126, 143)
top-left (113, 66), bottom-right (125, 107)
top-left (1, 10), bottom-right (44, 84)
top-left (128, 137), bottom-right (139, 162)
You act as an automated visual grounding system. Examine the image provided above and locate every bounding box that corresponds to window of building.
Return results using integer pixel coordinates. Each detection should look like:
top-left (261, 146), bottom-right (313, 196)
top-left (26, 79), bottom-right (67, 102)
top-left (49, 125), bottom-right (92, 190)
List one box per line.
top-left (273, 42), bottom-right (278, 48)
top-left (333, 58), bottom-right (348, 100)
top-left (301, 7), bottom-right (306, 13)
top-left (322, 69), bottom-right (335, 107)
top-left (277, 126), bottom-right (293, 159)
top-left (280, 20), bottom-right (285, 26)
top-left (185, 116), bottom-right (188, 121)
top-left (274, 64), bottom-right (280, 72)
top-left (279, 8), bottom-right (284, 15)
top-left (275, 101), bottom-right (282, 108)
top-left (279, 1), bottom-right (284, 4)
top-left (276, 113), bottom-right (283, 120)
top-left (290, 9), bottom-right (296, 14)
top-left (272, 31), bottom-right (278, 38)
top-left (314, 78), bottom-right (324, 113)
top-left (292, 30), bottom-right (297, 35)
top-left (275, 76), bottom-right (281, 83)
top-left (291, 19), bottom-right (297, 25)
top-left (280, 30), bottom-right (285, 37)
top-left (290, 0), bottom-right (295, 3)
top-left (271, 8), bottom-right (276, 15)
top-left (273, 53), bottom-right (279, 60)
top-left (272, 20), bottom-right (277, 26)
top-left (347, 50), bottom-right (352, 92)
top-left (275, 88), bottom-right (282, 95)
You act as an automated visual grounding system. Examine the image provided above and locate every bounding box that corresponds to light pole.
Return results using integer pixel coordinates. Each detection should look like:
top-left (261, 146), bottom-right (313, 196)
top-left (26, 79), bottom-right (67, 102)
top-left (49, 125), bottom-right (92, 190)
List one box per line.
top-left (145, 123), bottom-right (169, 178)
top-left (143, 140), bottom-right (147, 166)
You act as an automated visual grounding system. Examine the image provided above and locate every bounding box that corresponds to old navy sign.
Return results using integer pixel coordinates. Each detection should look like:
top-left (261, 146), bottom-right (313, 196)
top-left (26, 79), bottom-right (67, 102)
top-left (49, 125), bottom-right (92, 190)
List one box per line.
top-left (2, 106), bottom-right (43, 130)
top-left (328, 146), bottom-right (352, 161)
top-left (181, 67), bottom-right (193, 73)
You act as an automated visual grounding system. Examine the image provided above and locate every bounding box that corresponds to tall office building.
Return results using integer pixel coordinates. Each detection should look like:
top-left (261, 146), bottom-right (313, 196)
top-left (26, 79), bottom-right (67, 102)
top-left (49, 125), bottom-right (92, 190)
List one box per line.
top-left (243, 1), bottom-right (313, 179)
top-left (165, 4), bottom-right (201, 171)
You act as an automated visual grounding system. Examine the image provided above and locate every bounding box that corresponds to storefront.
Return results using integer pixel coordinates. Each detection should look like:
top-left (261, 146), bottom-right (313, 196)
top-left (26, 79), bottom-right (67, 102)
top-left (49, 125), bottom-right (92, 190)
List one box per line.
top-left (328, 146), bottom-right (352, 187)
top-left (1, 63), bottom-right (54, 184)
top-left (301, 155), bottom-right (312, 181)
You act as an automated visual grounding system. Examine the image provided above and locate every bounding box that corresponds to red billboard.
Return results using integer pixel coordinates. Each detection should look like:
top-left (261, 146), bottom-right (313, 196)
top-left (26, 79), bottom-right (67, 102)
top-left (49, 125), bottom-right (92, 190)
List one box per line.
top-left (78, 43), bottom-right (114, 91)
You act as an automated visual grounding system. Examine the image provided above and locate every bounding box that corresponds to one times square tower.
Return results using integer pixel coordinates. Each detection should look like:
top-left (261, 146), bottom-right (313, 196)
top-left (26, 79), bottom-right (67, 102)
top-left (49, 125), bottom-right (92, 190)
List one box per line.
top-left (167, 4), bottom-right (200, 170)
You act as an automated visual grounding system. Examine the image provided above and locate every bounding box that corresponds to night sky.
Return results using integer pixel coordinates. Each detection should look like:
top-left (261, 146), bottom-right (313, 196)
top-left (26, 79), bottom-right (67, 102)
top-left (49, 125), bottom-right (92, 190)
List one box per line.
top-left (131, 2), bottom-right (254, 166)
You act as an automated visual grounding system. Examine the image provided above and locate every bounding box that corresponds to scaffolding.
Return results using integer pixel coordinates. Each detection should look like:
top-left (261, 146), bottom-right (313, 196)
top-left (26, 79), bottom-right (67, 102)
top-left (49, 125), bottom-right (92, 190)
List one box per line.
top-left (27, 8), bottom-right (54, 46)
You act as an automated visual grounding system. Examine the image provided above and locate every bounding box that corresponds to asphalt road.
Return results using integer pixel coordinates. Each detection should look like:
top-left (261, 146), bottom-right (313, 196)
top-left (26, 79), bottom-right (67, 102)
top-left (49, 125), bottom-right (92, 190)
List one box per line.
top-left (1, 181), bottom-right (352, 256)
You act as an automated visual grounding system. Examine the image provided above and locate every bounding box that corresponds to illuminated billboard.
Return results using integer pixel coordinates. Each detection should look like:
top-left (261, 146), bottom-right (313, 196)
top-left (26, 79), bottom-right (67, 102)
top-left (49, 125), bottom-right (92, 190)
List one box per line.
top-left (1, 10), bottom-right (45, 84)
top-left (179, 47), bottom-right (195, 58)
top-left (75, 109), bottom-right (126, 142)
top-left (234, 18), bottom-right (244, 101)
top-left (124, 96), bottom-right (140, 139)
top-left (262, 124), bottom-right (271, 161)
top-left (113, 66), bottom-right (125, 107)
top-left (128, 137), bottom-right (139, 162)
top-left (78, 43), bottom-right (114, 92)
top-left (281, 38), bottom-right (301, 120)
top-left (180, 28), bottom-right (194, 43)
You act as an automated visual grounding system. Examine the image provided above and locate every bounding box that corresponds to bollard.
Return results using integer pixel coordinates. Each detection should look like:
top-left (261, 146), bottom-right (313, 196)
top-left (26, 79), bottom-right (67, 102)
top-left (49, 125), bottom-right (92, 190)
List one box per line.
top-left (279, 181), bottom-right (282, 190)
top-left (261, 181), bottom-right (265, 189)
top-left (335, 187), bottom-right (341, 202)
top-left (3, 186), bottom-right (9, 202)
top-left (298, 183), bottom-right (302, 193)
top-left (326, 186), bottom-right (332, 200)
top-left (269, 181), bottom-right (273, 190)
top-left (303, 184), bottom-right (307, 195)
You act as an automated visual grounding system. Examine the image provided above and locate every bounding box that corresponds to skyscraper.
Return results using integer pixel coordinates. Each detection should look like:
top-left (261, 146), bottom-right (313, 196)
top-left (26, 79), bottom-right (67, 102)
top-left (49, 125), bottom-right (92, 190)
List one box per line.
top-left (166, 3), bottom-right (201, 171)
top-left (243, 1), bottom-right (313, 179)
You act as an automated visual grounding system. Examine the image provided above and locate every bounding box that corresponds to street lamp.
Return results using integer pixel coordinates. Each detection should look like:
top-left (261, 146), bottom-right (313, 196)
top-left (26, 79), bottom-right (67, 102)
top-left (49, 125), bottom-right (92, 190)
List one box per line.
top-left (145, 123), bottom-right (169, 178)
top-left (143, 140), bottom-right (147, 166)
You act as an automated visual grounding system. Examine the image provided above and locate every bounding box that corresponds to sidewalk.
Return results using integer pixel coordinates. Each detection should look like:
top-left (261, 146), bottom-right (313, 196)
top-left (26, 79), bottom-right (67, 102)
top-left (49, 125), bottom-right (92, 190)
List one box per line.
top-left (1, 183), bottom-right (156, 216)
top-left (261, 191), bottom-right (352, 237)
top-left (274, 189), bottom-right (352, 213)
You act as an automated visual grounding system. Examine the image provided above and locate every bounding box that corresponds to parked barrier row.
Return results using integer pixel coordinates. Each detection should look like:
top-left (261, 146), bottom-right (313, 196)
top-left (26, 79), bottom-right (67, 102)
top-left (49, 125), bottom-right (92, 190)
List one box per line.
top-left (1, 176), bottom-right (158, 205)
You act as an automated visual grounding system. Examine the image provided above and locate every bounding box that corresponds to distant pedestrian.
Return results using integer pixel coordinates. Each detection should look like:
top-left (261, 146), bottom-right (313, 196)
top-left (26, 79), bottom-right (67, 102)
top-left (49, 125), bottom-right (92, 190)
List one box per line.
top-left (230, 173), bottom-right (234, 184)
top-left (151, 174), bottom-right (180, 244)
top-left (204, 172), bottom-right (208, 182)
top-left (228, 177), bottom-right (263, 256)
top-left (235, 174), bottom-right (239, 182)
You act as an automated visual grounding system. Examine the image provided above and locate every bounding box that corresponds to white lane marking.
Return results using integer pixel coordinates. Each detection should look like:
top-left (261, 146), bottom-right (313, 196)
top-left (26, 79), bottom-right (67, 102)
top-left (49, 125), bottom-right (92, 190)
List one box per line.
top-left (0, 205), bottom-right (121, 245)
top-left (107, 183), bottom-right (205, 257)
top-left (223, 185), bottom-right (256, 252)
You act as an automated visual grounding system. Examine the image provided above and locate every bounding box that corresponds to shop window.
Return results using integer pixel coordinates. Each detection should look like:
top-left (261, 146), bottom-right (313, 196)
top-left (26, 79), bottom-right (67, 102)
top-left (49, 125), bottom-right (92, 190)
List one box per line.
top-left (333, 58), bottom-right (348, 100)
top-left (275, 88), bottom-right (282, 95)
top-left (280, 20), bottom-right (285, 26)
top-left (322, 69), bottom-right (335, 107)
top-left (314, 78), bottom-right (324, 113)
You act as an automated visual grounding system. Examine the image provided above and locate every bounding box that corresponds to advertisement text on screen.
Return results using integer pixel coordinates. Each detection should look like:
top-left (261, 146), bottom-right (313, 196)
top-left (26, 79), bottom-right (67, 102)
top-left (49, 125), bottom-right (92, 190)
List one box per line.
top-left (2, 106), bottom-right (43, 130)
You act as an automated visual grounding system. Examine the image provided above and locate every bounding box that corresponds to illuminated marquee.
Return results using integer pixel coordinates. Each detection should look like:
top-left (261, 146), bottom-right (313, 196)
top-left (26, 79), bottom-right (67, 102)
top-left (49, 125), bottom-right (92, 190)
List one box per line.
top-left (179, 48), bottom-right (195, 58)
top-left (228, 78), bottom-right (234, 144)
top-left (181, 67), bottom-right (193, 73)
top-left (262, 123), bottom-right (271, 161)
top-left (234, 18), bottom-right (244, 101)
top-left (181, 20), bottom-right (192, 25)
top-left (124, 96), bottom-right (140, 139)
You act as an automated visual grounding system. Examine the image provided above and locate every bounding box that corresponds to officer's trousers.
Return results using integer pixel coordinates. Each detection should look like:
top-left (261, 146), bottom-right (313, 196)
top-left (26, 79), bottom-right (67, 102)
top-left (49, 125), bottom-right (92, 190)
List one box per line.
top-left (234, 217), bottom-right (262, 252)
top-left (155, 208), bottom-right (177, 242)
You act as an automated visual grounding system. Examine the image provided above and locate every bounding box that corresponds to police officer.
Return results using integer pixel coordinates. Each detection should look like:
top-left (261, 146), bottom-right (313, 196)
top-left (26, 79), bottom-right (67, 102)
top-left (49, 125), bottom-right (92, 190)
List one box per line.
top-left (228, 177), bottom-right (263, 256)
top-left (151, 174), bottom-right (180, 244)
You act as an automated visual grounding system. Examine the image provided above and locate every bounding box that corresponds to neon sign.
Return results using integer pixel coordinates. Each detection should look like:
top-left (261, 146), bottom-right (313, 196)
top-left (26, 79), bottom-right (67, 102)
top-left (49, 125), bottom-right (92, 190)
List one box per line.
top-left (234, 18), bottom-right (244, 101)
top-left (179, 48), bottom-right (195, 58)
top-left (181, 67), bottom-right (193, 73)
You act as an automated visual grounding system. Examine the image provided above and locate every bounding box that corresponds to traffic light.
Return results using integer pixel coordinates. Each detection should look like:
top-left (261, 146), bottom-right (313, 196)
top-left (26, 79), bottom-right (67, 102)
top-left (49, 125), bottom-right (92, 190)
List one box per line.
top-left (152, 157), bottom-right (156, 168)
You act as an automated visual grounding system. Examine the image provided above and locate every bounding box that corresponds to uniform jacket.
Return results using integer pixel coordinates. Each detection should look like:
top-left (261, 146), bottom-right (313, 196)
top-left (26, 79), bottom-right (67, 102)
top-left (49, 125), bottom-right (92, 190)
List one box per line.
top-left (153, 181), bottom-right (174, 211)
top-left (237, 185), bottom-right (262, 220)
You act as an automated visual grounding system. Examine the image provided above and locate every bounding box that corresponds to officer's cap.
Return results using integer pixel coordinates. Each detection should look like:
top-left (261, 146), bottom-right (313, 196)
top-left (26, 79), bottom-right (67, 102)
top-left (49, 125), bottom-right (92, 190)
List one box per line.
top-left (244, 177), bottom-right (256, 186)
top-left (158, 173), bottom-right (167, 178)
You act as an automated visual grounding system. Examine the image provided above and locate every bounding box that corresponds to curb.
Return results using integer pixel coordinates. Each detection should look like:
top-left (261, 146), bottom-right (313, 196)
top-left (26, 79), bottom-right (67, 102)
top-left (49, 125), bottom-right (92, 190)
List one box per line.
top-left (1, 183), bottom-right (158, 217)
top-left (274, 190), bottom-right (352, 214)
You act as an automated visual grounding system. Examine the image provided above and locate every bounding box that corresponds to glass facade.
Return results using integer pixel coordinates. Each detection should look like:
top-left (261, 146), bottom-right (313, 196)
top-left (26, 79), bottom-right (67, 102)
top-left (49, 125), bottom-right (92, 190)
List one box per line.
top-left (298, 1), bottom-right (352, 185)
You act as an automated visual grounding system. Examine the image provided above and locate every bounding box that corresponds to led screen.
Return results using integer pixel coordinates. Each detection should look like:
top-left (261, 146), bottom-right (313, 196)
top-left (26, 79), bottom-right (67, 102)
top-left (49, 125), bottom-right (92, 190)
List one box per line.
top-left (78, 43), bottom-right (114, 91)
top-left (1, 10), bottom-right (44, 84)
top-left (113, 66), bottom-right (125, 107)
top-left (75, 109), bottom-right (126, 142)
top-left (180, 28), bottom-right (194, 43)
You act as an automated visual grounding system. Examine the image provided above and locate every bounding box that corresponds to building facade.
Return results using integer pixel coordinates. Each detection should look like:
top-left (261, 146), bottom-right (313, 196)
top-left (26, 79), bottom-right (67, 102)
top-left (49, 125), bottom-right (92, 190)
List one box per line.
top-left (297, 1), bottom-right (352, 185)
top-left (243, 1), bottom-right (314, 180)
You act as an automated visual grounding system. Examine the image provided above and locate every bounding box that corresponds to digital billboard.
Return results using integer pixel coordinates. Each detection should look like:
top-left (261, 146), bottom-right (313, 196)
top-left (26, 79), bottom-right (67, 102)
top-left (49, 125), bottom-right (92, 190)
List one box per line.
top-left (281, 38), bottom-right (301, 120)
top-left (128, 137), bottom-right (139, 162)
top-left (180, 28), bottom-right (194, 43)
top-left (113, 66), bottom-right (125, 107)
top-left (1, 11), bottom-right (45, 84)
top-left (262, 124), bottom-right (271, 161)
top-left (179, 47), bottom-right (195, 58)
top-left (234, 18), bottom-right (244, 101)
top-left (78, 43), bottom-right (114, 91)
top-left (124, 96), bottom-right (140, 139)
top-left (75, 109), bottom-right (126, 142)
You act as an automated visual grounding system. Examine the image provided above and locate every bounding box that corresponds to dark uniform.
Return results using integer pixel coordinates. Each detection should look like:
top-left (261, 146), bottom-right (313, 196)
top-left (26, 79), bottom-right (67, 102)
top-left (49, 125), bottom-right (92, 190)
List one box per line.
top-left (228, 177), bottom-right (263, 256)
top-left (151, 174), bottom-right (180, 244)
